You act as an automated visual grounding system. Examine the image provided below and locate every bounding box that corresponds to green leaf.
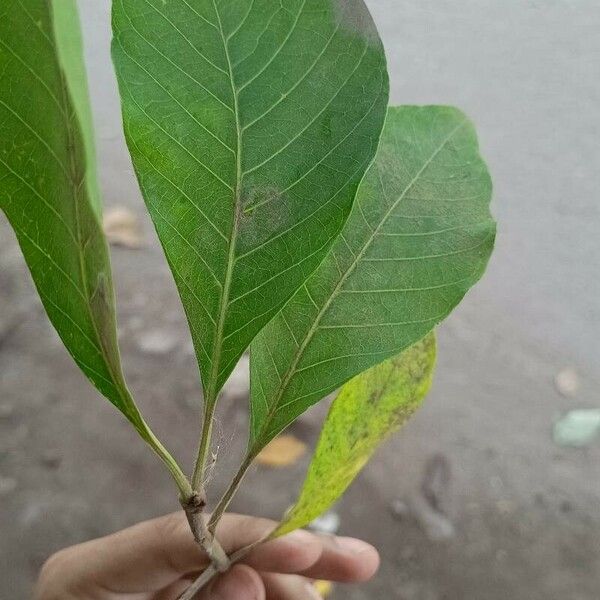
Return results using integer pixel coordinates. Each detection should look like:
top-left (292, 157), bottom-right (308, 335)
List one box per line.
top-left (0, 2), bottom-right (191, 494)
top-left (274, 334), bottom-right (436, 537)
top-left (111, 0), bottom-right (389, 403)
top-left (250, 105), bottom-right (495, 452)
top-left (0, 0), bottom-right (142, 423)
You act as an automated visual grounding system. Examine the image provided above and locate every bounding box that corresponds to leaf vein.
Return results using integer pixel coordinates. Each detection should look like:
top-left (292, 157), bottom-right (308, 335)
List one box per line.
top-left (114, 49), bottom-right (235, 191)
top-left (140, 0), bottom-right (228, 76)
top-left (0, 100), bottom-right (70, 178)
top-left (362, 236), bottom-right (493, 263)
top-left (254, 119), bottom-right (469, 443)
top-left (241, 41), bottom-right (369, 176)
top-left (118, 0), bottom-right (234, 114)
top-left (241, 20), bottom-right (342, 132)
top-left (237, 0), bottom-right (307, 93)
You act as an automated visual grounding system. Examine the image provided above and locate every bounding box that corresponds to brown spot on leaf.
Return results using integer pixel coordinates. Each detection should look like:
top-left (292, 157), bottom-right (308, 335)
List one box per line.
top-left (238, 185), bottom-right (291, 251)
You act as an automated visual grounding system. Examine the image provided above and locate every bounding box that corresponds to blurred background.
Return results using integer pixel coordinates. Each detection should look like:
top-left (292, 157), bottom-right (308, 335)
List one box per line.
top-left (1, 1), bottom-right (599, 598)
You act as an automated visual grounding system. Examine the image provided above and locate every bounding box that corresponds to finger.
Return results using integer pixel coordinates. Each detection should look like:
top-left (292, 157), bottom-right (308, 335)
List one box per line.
top-left (155, 564), bottom-right (268, 600)
top-left (154, 577), bottom-right (195, 600)
top-left (298, 535), bottom-right (380, 583)
top-left (43, 512), bottom-right (207, 594)
top-left (261, 573), bottom-right (321, 600)
top-left (198, 564), bottom-right (265, 600)
top-left (221, 519), bottom-right (322, 574)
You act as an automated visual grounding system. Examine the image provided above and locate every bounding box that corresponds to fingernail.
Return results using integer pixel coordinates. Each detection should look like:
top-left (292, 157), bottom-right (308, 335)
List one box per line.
top-left (304, 581), bottom-right (323, 599)
top-left (335, 536), bottom-right (373, 555)
top-left (285, 528), bottom-right (316, 547)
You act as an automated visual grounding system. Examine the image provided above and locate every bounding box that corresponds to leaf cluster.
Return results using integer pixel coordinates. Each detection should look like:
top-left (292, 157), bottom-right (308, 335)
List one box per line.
top-left (0, 0), bottom-right (495, 554)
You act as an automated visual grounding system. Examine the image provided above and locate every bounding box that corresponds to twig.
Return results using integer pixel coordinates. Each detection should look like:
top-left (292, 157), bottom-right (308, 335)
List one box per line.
top-left (178, 538), bottom-right (267, 600)
top-left (191, 403), bottom-right (216, 492)
top-left (207, 454), bottom-right (253, 534)
top-left (180, 492), bottom-right (230, 573)
top-left (178, 564), bottom-right (218, 600)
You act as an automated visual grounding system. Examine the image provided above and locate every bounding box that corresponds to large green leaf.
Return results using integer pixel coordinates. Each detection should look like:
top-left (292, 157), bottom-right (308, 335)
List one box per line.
top-left (274, 334), bottom-right (436, 537)
top-left (0, 0), bottom-right (139, 424)
top-left (0, 1), bottom-right (189, 493)
top-left (249, 105), bottom-right (495, 452)
top-left (111, 0), bottom-right (389, 402)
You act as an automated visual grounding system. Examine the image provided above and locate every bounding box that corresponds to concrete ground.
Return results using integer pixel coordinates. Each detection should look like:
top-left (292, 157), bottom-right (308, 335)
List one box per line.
top-left (1, 1), bottom-right (599, 598)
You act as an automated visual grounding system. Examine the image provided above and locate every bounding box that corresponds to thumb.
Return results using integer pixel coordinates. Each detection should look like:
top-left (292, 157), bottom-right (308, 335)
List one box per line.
top-left (36, 512), bottom-right (209, 597)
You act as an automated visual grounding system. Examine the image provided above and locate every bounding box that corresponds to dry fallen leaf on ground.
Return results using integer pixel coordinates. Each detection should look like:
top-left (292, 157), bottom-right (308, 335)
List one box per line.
top-left (103, 206), bottom-right (145, 249)
top-left (255, 435), bottom-right (307, 467)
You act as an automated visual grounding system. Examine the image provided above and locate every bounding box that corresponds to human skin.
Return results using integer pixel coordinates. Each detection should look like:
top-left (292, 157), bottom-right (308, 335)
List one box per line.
top-left (35, 512), bottom-right (380, 599)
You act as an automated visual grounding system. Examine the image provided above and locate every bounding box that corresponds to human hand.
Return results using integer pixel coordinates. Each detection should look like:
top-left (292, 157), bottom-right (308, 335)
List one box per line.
top-left (35, 512), bottom-right (380, 599)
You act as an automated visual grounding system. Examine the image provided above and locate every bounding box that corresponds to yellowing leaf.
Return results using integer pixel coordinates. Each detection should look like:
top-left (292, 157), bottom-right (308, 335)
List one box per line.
top-left (255, 435), bottom-right (307, 468)
top-left (274, 335), bottom-right (436, 537)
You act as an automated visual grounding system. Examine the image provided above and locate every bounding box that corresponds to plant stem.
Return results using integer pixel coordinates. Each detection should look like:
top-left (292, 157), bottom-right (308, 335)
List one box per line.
top-left (117, 385), bottom-right (192, 499)
top-left (207, 453), bottom-right (254, 534)
top-left (178, 563), bottom-right (217, 600)
top-left (137, 418), bottom-right (193, 499)
top-left (180, 491), bottom-right (230, 573)
top-left (178, 539), bottom-right (265, 600)
top-left (191, 402), bottom-right (216, 492)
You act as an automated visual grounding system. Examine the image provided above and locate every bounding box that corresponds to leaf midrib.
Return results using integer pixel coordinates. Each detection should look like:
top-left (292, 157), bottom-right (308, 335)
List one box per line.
top-left (204, 0), bottom-right (243, 404)
top-left (250, 119), bottom-right (469, 451)
top-left (53, 22), bottom-right (136, 420)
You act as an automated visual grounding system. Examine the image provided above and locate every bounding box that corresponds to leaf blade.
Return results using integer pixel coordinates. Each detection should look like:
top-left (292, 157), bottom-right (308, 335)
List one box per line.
top-left (0, 0), bottom-right (139, 424)
top-left (111, 0), bottom-right (389, 401)
top-left (250, 105), bottom-right (496, 451)
top-left (274, 334), bottom-right (436, 537)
